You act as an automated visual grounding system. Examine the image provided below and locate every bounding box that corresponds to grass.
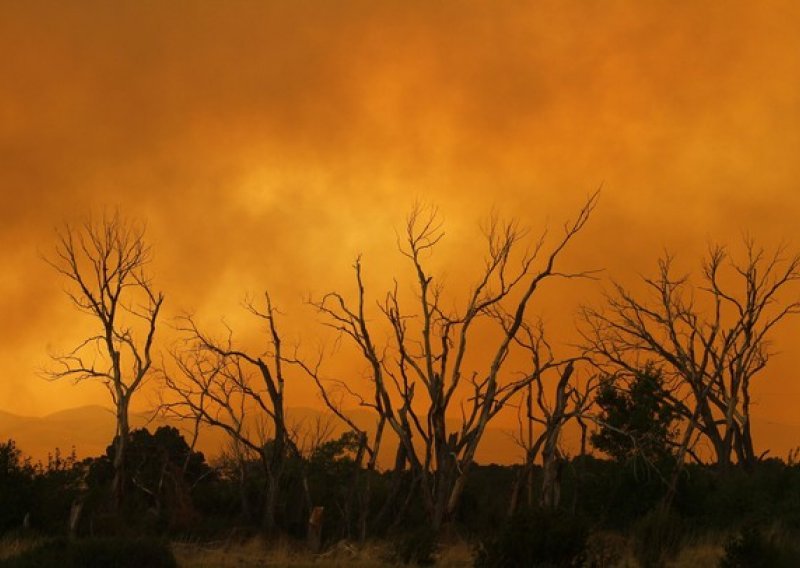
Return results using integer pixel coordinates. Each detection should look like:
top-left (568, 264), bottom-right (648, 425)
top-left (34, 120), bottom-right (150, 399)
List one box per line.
top-left (0, 531), bottom-right (690, 567)
top-left (0, 535), bottom-right (43, 562)
top-left (669, 533), bottom-right (726, 568)
top-left (12, 528), bottom-right (800, 567)
top-left (0, 533), bottom-right (468, 568)
top-left (173, 536), bottom-right (472, 567)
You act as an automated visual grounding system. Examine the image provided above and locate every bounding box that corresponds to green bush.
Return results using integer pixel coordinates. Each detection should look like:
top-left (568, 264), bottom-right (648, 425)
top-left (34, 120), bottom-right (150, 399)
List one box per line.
top-left (0, 537), bottom-right (177, 568)
top-left (474, 508), bottom-right (587, 568)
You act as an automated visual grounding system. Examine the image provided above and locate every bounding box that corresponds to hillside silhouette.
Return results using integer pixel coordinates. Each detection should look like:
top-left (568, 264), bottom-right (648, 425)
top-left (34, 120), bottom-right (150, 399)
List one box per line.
top-left (0, 404), bottom-right (525, 467)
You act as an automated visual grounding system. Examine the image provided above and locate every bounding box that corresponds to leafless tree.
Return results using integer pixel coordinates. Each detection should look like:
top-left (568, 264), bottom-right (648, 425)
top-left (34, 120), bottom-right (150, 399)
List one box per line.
top-left (506, 322), bottom-right (596, 516)
top-left (162, 293), bottom-right (299, 534)
top-left (45, 212), bottom-right (164, 509)
top-left (309, 195), bottom-right (597, 529)
top-left (288, 348), bottom-right (393, 539)
top-left (582, 240), bottom-right (800, 477)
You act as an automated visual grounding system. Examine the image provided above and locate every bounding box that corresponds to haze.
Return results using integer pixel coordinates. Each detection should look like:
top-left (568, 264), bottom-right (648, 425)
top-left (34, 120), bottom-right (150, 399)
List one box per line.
top-left (2, 1), bottom-right (799, 458)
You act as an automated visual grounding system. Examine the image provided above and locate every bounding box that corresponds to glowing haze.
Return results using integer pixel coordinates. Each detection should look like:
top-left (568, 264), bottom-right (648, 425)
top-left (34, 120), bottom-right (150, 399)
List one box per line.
top-left (2, 2), bottom-right (800, 458)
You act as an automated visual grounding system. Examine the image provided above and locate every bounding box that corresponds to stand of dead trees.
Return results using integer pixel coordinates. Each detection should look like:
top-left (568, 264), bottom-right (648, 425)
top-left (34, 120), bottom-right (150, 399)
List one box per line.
top-left (161, 293), bottom-right (303, 535)
top-left (582, 240), bottom-right (800, 507)
top-left (288, 350), bottom-right (394, 540)
top-left (303, 195), bottom-right (597, 530)
top-left (41, 203), bottom-right (800, 556)
top-left (506, 322), bottom-right (596, 517)
top-left (46, 212), bottom-right (163, 510)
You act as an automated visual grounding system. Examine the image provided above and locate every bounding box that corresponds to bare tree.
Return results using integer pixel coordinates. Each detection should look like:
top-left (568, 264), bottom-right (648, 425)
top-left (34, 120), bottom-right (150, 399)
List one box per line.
top-left (288, 349), bottom-right (393, 539)
top-left (309, 195), bottom-right (597, 529)
top-left (46, 212), bottom-right (164, 509)
top-left (506, 322), bottom-right (596, 516)
top-left (582, 240), bottom-right (800, 473)
top-left (162, 293), bottom-right (300, 534)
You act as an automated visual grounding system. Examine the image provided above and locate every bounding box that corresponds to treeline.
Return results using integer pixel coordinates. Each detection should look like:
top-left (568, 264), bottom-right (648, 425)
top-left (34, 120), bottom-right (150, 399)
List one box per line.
top-left (3, 428), bottom-right (800, 566)
top-left (16, 195), bottom-right (800, 565)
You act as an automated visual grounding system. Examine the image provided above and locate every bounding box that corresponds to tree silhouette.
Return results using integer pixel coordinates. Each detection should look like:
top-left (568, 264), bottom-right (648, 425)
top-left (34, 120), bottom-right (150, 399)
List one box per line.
top-left (507, 322), bottom-right (595, 515)
top-left (307, 195), bottom-right (597, 530)
top-left (163, 293), bottom-right (300, 534)
top-left (46, 212), bottom-right (164, 510)
top-left (583, 241), bottom-right (800, 471)
top-left (591, 364), bottom-right (678, 465)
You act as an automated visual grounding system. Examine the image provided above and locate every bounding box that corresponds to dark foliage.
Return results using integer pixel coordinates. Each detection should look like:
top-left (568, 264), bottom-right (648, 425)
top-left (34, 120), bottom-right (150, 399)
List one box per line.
top-left (0, 537), bottom-right (176, 568)
top-left (631, 508), bottom-right (685, 567)
top-left (0, 441), bottom-right (35, 533)
top-left (3, 428), bottom-right (800, 565)
top-left (31, 449), bottom-right (85, 534)
top-left (475, 508), bottom-right (588, 568)
top-left (304, 431), bottom-right (362, 540)
top-left (82, 426), bottom-right (216, 534)
top-left (591, 365), bottom-right (677, 466)
top-left (388, 526), bottom-right (439, 566)
top-left (561, 455), bottom-right (667, 529)
top-left (457, 464), bottom-right (518, 535)
top-left (719, 525), bottom-right (800, 568)
top-left (674, 460), bottom-right (800, 529)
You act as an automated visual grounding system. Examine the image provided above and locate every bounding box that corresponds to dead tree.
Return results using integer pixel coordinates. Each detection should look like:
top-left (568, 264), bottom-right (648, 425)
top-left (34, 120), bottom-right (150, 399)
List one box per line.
top-left (163, 293), bottom-right (298, 534)
top-left (46, 212), bottom-right (164, 509)
top-left (289, 350), bottom-right (392, 540)
top-left (506, 322), bottom-right (596, 515)
top-left (582, 240), bottom-right (800, 471)
top-left (310, 195), bottom-right (597, 530)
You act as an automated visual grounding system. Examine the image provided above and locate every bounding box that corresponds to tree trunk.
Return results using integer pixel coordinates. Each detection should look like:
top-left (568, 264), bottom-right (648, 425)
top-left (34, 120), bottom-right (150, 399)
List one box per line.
top-left (540, 426), bottom-right (562, 510)
top-left (263, 472), bottom-right (279, 535)
top-left (540, 454), bottom-right (562, 510)
top-left (111, 399), bottom-right (130, 511)
top-left (357, 475), bottom-right (371, 542)
top-left (263, 417), bottom-right (287, 536)
top-left (507, 467), bottom-right (524, 518)
top-left (374, 445), bottom-right (408, 532)
top-left (445, 466), bottom-right (471, 521)
top-left (307, 506), bottom-right (324, 553)
top-left (69, 497), bottom-right (85, 539)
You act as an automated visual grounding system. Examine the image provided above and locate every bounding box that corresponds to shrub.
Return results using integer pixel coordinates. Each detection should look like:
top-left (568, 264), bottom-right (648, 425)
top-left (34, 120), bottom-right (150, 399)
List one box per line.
top-left (719, 526), bottom-right (800, 568)
top-left (631, 508), bottom-right (684, 567)
top-left (474, 508), bottom-right (587, 568)
top-left (583, 531), bottom-right (627, 568)
top-left (0, 537), bottom-right (177, 568)
top-left (389, 526), bottom-right (439, 566)
top-left (0, 441), bottom-right (35, 534)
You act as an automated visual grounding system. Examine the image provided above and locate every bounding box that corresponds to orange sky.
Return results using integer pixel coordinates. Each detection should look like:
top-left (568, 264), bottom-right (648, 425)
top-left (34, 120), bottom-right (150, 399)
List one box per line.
top-left (2, 1), bottom-right (800, 458)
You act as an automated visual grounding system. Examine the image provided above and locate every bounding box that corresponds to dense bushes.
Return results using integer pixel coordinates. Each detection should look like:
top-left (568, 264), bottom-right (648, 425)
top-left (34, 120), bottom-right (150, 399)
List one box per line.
top-left (389, 526), bottom-right (439, 566)
top-left (3, 430), bottom-right (800, 565)
top-left (630, 508), bottom-right (685, 567)
top-left (0, 442), bottom-right (84, 535)
top-left (719, 525), bottom-right (800, 568)
top-left (673, 460), bottom-right (800, 530)
top-left (0, 441), bottom-right (35, 533)
top-left (0, 537), bottom-right (176, 568)
top-left (474, 508), bottom-right (588, 568)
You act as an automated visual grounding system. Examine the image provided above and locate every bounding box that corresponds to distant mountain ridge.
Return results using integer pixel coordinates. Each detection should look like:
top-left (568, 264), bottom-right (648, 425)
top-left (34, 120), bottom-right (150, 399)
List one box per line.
top-left (3, 405), bottom-right (796, 466)
top-left (0, 404), bottom-right (524, 467)
top-left (0, 405), bottom-right (163, 462)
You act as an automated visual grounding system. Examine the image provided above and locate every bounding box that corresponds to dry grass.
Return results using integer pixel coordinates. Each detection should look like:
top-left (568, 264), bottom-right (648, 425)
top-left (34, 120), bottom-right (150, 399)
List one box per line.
top-left (581, 529), bottom-right (727, 568)
top-left (0, 534), bottom-right (44, 561)
top-left (173, 536), bottom-right (472, 567)
top-left (668, 533), bottom-right (725, 568)
top-left (173, 537), bottom-right (295, 567)
top-left (0, 533), bottom-right (723, 567)
top-left (0, 529), bottom-right (746, 567)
